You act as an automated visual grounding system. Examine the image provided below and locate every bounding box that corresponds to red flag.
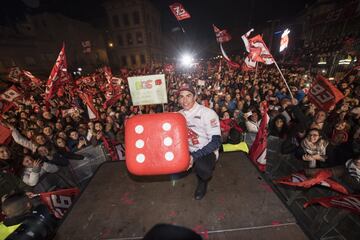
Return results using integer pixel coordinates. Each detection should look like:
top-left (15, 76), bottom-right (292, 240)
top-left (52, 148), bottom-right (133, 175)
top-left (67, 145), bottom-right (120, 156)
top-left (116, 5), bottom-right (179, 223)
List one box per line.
top-left (45, 43), bottom-right (71, 104)
top-left (7, 67), bottom-right (22, 83)
top-left (248, 35), bottom-right (274, 64)
top-left (308, 75), bottom-right (345, 111)
top-left (249, 102), bottom-right (269, 172)
top-left (23, 70), bottom-right (41, 87)
top-left (274, 170), bottom-right (349, 194)
top-left (169, 3), bottom-right (191, 21)
top-left (39, 188), bottom-right (80, 219)
top-left (220, 43), bottom-right (241, 69)
top-left (242, 29), bottom-right (274, 66)
top-left (0, 85), bottom-right (22, 102)
top-left (304, 194), bottom-right (360, 214)
top-left (213, 25), bottom-right (232, 43)
top-left (103, 94), bottom-right (122, 109)
top-left (78, 92), bottom-right (99, 120)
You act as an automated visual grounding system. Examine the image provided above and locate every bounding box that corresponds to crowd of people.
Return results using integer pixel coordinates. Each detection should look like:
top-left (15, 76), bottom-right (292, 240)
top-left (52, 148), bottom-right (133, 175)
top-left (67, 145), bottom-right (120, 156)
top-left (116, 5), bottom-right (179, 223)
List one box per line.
top-left (0, 55), bottom-right (359, 237)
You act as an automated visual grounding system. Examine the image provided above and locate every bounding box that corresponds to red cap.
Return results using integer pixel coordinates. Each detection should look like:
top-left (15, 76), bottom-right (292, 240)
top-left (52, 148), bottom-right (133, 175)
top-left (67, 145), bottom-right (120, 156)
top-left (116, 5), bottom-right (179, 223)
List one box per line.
top-left (179, 82), bottom-right (196, 95)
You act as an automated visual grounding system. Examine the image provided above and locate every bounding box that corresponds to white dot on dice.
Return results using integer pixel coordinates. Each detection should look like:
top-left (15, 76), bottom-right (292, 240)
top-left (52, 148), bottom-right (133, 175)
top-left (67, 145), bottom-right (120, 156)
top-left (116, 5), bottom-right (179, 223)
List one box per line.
top-left (165, 152), bottom-right (174, 161)
top-left (135, 139), bottom-right (144, 148)
top-left (135, 125), bottom-right (144, 134)
top-left (136, 154), bottom-right (145, 163)
top-left (163, 137), bottom-right (173, 146)
top-left (162, 122), bottom-right (171, 131)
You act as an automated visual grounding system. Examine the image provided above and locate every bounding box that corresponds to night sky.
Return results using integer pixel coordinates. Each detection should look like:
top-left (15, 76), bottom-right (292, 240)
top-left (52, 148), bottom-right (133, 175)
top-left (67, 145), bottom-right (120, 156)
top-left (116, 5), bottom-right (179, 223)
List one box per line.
top-left (2, 0), bottom-right (317, 56)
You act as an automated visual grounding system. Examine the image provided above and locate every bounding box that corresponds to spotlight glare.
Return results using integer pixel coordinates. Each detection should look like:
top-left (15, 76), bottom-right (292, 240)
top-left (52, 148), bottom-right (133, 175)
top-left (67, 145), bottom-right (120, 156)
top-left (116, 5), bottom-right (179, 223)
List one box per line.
top-left (181, 54), bottom-right (193, 67)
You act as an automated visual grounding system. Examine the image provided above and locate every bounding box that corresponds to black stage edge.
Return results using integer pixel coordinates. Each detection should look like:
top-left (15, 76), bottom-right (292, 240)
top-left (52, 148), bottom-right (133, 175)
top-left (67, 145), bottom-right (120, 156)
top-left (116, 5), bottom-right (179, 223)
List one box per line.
top-left (55, 152), bottom-right (308, 240)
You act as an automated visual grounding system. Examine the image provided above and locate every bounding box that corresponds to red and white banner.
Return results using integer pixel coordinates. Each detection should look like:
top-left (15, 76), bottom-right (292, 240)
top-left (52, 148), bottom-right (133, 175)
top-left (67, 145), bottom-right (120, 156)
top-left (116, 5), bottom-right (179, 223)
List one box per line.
top-left (8, 67), bottom-right (22, 82)
top-left (0, 85), bottom-right (21, 102)
top-left (78, 92), bottom-right (99, 120)
top-left (40, 188), bottom-right (80, 219)
top-left (280, 28), bottom-right (290, 52)
top-left (23, 70), bottom-right (42, 87)
top-left (242, 29), bottom-right (274, 69)
top-left (304, 194), bottom-right (360, 214)
top-left (274, 170), bottom-right (349, 194)
top-left (249, 102), bottom-right (269, 172)
top-left (308, 75), bottom-right (345, 111)
top-left (213, 25), bottom-right (232, 43)
top-left (169, 3), bottom-right (191, 21)
top-left (45, 44), bottom-right (71, 104)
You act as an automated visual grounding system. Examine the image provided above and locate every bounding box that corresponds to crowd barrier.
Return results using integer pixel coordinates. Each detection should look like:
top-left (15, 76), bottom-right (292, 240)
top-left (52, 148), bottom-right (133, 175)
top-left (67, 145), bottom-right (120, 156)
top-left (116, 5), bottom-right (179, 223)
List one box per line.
top-left (34, 144), bottom-right (111, 193)
top-left (243, 132), bottom-right (360, 240)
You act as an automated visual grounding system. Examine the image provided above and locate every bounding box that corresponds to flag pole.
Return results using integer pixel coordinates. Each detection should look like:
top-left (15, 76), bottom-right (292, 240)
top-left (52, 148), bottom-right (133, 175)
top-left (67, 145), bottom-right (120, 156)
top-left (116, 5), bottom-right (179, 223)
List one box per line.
top-left (176, 19), bottom-right (186, 33)
top-left (254, 62), bottom-right (258, 81)
top-left (273, 60), bottom-right (294, 99)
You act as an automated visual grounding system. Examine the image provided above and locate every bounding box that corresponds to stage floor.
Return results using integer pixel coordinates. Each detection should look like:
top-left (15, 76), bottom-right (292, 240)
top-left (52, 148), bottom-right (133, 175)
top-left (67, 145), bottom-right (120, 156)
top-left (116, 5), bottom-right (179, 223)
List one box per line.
top-left (55, 152), bottom-right (308, 240)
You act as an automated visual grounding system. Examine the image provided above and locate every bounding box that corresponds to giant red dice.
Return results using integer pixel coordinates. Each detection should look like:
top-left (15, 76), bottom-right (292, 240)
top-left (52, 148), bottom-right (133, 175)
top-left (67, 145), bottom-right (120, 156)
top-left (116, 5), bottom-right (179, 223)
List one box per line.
top-left (125, 112), bottom-right (190, 175)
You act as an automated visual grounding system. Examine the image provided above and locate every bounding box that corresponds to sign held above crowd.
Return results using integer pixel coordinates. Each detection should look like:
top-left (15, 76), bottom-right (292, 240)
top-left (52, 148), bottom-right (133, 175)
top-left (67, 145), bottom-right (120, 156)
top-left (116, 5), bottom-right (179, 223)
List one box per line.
top-left (128, 74), bottom-right (167, 106)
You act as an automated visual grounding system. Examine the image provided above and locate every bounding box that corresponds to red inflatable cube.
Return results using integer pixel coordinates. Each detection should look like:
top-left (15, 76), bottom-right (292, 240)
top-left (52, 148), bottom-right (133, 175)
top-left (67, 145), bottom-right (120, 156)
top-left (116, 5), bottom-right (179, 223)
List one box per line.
top-left (125, 112), bottom-right (190, 175)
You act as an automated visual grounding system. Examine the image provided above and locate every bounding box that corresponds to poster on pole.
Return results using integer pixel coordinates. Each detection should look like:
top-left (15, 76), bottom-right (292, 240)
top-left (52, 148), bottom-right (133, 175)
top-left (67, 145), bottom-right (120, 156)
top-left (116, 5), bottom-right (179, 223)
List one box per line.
top-left (128, 74), bottom-right (167, 106)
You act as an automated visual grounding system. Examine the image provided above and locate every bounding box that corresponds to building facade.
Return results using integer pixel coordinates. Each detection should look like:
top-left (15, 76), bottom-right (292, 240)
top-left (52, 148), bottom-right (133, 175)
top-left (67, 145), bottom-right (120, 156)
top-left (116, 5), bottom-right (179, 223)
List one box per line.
top-left (0, 13), bottom-right (109, 78)
top-left (103, 0), bottom-right (162, 69)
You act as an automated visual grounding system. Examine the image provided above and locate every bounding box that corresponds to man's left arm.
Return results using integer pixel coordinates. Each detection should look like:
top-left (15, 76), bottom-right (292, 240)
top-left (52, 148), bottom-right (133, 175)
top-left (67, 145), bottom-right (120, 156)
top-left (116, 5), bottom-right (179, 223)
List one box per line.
top-left (191, 110), bottom-right (221, 159)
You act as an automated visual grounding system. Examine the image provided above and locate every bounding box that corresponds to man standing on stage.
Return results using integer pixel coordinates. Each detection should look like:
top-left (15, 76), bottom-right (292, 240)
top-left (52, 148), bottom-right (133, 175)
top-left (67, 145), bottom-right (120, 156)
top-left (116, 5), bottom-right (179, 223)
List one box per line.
top-left (178, 82), bottom-right (221, 200)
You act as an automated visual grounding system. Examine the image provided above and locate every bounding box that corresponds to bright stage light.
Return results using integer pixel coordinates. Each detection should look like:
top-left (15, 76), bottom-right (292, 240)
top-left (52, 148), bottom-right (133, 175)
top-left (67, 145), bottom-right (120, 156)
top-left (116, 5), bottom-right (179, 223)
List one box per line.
top-left (180, 54), bottom-right (194, 67)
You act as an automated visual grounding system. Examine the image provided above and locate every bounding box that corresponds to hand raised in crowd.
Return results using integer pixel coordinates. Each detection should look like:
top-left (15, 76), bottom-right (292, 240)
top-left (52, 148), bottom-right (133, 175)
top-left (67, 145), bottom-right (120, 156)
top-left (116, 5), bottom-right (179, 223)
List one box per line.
top-left (96, 131), bottom-right (103, 140)
top-left (32, 159), bottom-right (43, 168)
top-left (291, 97), bottom-right (298, 106)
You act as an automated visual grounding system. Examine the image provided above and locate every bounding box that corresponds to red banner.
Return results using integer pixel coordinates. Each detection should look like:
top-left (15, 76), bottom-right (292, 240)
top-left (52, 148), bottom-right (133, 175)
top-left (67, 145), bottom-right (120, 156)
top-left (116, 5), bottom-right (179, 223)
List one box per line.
top-left (213, 25), bottom-right (232, 43)
top-left (304, 194), bottom-right (360, 214)
top-left (7, 67), bottom-right (22, 82)
top-left (308, 75), bottom-right (345, 111)
top-left (78, 92), bottom-right (99, 120)
top-left (249, 102), bottom-right (268, 172)
top-left (40, 188), bottom-right (80, 219)
top-left (274, 170), bottom-right (349, 194)
top-left (169, 3), bottom-right (191, 21)
top-left (242, 29), bottom-right (274, 68)
top-left (45, 43), bottom-right (71, 104)
top-left (0, 85), bottom-right (21, 102)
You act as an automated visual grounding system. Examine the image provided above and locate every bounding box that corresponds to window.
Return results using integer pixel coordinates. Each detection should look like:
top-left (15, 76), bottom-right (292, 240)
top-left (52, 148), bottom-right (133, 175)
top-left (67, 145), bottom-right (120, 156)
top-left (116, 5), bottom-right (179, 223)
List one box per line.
top-left (121, 56), bottom-right (127, 66)
top-left (140, 54), bottom-right (146, 64)
top-left (117, 35), bottom-right (124, 46)
top-left (133, 11), bottom-right (140, 25)
top-left (130, 55), bottom-right (136, 65)
top-left (127, 33), bottom-right (133, 45)
top-left (112, 15), bottom-right (120, 27)
top-left (136, 32), bottom-right (143, 44)
top-left (123, 13), bottom-right (130, 26)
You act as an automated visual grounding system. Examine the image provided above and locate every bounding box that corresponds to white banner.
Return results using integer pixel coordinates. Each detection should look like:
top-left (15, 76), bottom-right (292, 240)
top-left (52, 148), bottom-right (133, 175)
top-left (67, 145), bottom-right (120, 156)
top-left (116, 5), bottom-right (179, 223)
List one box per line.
top-left (128, 74), bottom-right (167, 106)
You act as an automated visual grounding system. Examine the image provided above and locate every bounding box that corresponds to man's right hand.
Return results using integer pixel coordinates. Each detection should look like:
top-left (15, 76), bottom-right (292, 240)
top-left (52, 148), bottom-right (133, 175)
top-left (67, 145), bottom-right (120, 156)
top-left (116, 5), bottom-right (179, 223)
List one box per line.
top-left (187, 155), bottom-right (194, 170)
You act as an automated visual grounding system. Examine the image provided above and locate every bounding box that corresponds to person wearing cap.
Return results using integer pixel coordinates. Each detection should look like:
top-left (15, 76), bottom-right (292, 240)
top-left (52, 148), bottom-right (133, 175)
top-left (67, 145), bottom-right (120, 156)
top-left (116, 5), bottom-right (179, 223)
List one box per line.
top-left (178, 82), bottom-right (221, 200)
